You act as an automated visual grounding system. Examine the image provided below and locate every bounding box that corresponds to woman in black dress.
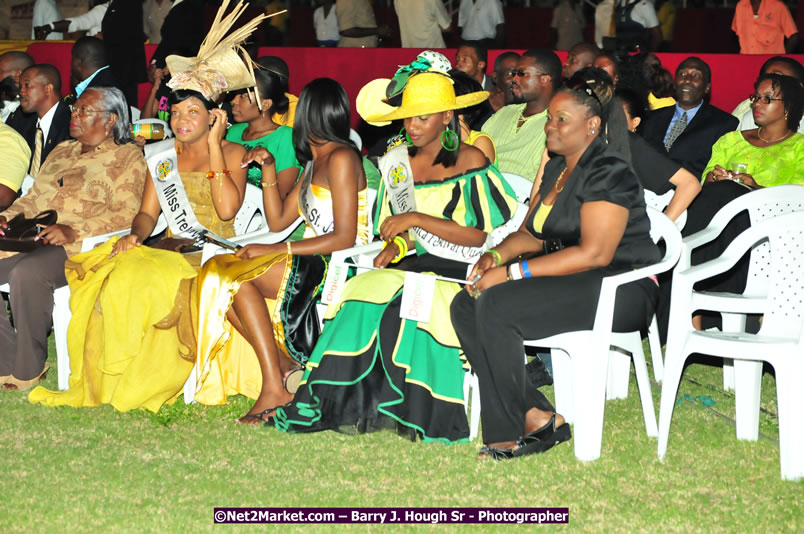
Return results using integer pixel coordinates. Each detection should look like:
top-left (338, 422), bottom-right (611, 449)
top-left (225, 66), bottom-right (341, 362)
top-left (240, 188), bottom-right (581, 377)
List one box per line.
top-left (451, 69), bottom-right (661, 460)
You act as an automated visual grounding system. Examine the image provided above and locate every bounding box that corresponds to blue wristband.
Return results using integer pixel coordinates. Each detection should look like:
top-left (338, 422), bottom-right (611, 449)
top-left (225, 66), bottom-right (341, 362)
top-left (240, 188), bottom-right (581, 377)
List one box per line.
top-left (520, 260), bottom-right (532, 279)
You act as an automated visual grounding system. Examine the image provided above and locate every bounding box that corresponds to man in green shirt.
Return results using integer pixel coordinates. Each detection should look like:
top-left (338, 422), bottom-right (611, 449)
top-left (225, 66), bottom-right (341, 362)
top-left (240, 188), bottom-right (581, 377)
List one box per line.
top-left (481, 49), bottom-right (561, 181)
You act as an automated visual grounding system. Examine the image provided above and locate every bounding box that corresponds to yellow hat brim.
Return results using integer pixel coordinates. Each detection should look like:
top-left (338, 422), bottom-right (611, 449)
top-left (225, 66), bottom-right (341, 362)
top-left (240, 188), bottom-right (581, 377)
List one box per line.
top-left (356, 78), bottom-right (396, 127)
top-left (366, 91), bottom-right (489, 123)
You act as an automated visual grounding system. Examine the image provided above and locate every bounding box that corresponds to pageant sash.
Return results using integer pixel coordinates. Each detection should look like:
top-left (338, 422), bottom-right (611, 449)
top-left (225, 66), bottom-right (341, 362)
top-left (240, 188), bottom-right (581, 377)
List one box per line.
top-left (298, 161), bottom-right (337, 238)
top-left (379, 146), bottom-right (490, 262)
top-left (145, 139), bottom-right (210, 243)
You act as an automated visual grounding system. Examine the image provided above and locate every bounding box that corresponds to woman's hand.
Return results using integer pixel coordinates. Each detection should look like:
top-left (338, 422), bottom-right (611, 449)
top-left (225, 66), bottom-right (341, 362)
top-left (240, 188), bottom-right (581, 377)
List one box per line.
top-left (732, 173), bottom-right (758, 188)
top-left (379, 213), bottom-right (419, 242)
top-left (234, 243), bottom-right (281, 259)
top-left (207, 108), bottom-right (228, 148)
top-left (373, 241), bottom-right (400, 268)
top-left (467, 265), bottom-right (508, 294)
top-left (35, 224), bottom-right (77, 247)
top-left (241, 147), bottom-right (276, 168)
top-left (708, 165), bottom-right (732, 182)
top-left (109, 234), bottom-right (142, 257)
top-left (467, 251), bottom-right (499, 282)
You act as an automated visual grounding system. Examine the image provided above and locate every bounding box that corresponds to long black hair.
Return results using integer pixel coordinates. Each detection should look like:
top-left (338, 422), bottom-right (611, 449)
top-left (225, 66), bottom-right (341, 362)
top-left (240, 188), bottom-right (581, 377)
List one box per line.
top-left (254, 68), bottom-right (289, 117)
top-left (292, 77), bottom-right (358, 166)
top-left (562, 67), bottom-right (632, 164)
top-left (449, 68), bottom-right (493, 130)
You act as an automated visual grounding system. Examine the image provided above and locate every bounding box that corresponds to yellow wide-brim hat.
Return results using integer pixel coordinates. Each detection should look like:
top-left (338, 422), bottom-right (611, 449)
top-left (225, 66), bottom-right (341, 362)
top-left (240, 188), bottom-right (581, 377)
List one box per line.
top-left (366, 72), bottom-right (489, 123)
top-left (356, 78), bottom-right (395, 127)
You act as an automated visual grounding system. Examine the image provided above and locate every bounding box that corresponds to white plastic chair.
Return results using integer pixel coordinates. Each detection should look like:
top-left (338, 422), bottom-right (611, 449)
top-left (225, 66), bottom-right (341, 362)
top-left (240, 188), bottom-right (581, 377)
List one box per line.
top-left (672, 185), bottom-right (804, 391)
top-left (501, 172), bottom-right (534, 204)
top-left (658, 211), bottom-right (804, 481)
top-left (471, 208), bottom-right (682, 461)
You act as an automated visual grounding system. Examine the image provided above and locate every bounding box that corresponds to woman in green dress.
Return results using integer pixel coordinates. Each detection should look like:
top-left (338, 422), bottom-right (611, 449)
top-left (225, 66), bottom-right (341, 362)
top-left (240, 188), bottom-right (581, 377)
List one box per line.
top-left (274, 72), bottom-right (517, 443)
top-left (226, 69), bottom-right (300, 197)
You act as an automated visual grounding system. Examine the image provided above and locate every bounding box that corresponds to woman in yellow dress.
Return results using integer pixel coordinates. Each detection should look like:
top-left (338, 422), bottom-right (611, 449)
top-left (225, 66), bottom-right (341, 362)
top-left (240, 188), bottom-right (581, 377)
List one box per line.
top-left (29, 1), bottom-right (264, 412)
top-left (191, 78), bottom-right (371, 424)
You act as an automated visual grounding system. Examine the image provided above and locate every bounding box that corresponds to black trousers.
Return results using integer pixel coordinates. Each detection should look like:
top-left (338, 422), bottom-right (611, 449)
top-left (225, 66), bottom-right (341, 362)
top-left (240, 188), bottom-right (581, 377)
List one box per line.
top-left (450, 270), bottom-right (657, 444)
top-left (0, 245), bottom-right (67, 380)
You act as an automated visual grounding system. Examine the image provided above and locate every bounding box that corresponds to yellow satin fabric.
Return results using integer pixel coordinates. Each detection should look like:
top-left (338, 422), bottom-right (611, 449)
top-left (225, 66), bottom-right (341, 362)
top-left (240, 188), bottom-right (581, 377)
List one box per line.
top-left (29, 238), bottom-right (198, 412)
top-left (299, 183), bottom-right (371, 244)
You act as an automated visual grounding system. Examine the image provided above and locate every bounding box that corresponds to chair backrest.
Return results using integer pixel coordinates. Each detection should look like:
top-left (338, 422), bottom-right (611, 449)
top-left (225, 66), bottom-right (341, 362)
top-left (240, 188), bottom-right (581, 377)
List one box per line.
top-left (719, 212), bottom-right (804, 339)
top-left (366, 187), bottom-right (378, 242)
top-left (501, 172), bottom-right (534, 204)
top-left (716, 185), bottom-right (804, 297)
top-left (233, 183), bottom-right (265, 235)
top-left (19, 174), bottom-right (35, 197)
top-left (644, 189), bottom-right (687, 230)
top-left (646, 207), bottom-right (682, 266)
top-left (489, 201), bottom-right (528, 246)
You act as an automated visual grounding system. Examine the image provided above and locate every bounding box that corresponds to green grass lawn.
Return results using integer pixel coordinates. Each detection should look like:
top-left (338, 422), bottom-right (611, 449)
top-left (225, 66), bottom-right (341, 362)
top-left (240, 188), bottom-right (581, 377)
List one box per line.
top-left (0, 336), bottom-right (801, 532)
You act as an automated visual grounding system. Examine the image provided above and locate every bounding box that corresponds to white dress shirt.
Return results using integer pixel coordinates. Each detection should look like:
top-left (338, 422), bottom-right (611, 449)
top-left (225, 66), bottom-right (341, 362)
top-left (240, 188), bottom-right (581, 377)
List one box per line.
top-left (32, 0), bottom-right (63, 40)
top-left (458, 0), bottom-right (504, 41)
top-left (394, 0), bottom-right (452, 48)
top-left (67, 1), bottom-right (110, 37)
top-left (37, 101), bottom-right (59, 144)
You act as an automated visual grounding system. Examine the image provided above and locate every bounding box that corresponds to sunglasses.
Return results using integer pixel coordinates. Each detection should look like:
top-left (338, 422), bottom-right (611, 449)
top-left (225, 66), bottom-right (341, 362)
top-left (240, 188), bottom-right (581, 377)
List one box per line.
top-left (509, 69), bottom-right (548, 78)
top-left (748, 93), bottom-right (784, 105)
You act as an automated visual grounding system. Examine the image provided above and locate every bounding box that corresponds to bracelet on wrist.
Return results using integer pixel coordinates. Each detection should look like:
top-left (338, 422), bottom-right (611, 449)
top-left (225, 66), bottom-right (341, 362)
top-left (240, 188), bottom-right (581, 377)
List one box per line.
top-left (509, 263), bottom-right (523, 281)
top-left (391, 236), bottom-right (408, 263)
top-left (261, 181), bottom-right (278, 188)
top-left (520, 260), bottom-right (532, 279)
top-left (487, 249), bottom-right (502, 267)
top-left (206, 169), bottom-right (232, 180)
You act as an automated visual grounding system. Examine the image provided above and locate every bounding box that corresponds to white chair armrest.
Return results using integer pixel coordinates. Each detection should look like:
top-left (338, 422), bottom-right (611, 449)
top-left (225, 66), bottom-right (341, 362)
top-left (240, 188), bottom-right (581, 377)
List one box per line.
top-left (79, 229), bottom-right (129, 252)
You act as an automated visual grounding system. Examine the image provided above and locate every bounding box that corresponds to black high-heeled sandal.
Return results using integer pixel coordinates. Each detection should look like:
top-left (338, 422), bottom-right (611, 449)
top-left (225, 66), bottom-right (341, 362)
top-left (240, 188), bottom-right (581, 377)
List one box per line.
top-left (477, 415), bottom-right (571, 461)
top-left (236, 402), bottom-right (291, 425)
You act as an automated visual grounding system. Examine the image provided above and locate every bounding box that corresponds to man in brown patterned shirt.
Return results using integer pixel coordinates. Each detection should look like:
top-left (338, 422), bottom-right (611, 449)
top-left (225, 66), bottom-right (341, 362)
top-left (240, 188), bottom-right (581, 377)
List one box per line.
top-left (0, 86), bottom-right (145, 389)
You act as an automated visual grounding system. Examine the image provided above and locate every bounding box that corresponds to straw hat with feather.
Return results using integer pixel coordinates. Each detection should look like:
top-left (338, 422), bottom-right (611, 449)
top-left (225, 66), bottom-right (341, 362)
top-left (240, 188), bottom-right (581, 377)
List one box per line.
top-left (167, 0), bottom-right (283, 107)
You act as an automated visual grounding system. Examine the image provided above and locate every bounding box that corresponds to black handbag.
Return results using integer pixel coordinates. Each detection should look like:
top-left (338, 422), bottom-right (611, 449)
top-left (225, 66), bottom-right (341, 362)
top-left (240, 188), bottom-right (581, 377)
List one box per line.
top-left (0, 210), bottom-right (58, 252)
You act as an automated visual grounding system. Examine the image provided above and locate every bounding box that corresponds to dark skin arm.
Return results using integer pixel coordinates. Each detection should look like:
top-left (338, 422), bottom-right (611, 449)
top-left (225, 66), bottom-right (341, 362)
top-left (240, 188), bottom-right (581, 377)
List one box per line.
top-left (235, 146), bottom-right (363, 259)
top-left (0, 185), bottom-right (17, 212)
top-left (469, 200), bottom-right (629, 293)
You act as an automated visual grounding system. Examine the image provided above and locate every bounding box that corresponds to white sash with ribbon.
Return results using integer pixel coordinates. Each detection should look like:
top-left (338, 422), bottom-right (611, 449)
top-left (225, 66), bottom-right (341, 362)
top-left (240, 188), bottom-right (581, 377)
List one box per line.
top-left (145, 139), bottom-right (210, 243)
top-left (298, 161), bottom-right (338, 238)
top-left (378, 146), bottom-right (490, 263)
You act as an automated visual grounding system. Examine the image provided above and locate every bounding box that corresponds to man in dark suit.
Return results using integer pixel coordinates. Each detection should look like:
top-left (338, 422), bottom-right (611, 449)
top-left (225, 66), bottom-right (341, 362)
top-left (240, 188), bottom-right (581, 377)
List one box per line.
top-left (640, 56), bottom-right (739, 179)
top-left (14, 65), bottom-right (72, 178)
top-left (150, 0), bottom-right (207, 69)
top-left (66, 36), bottom-right (126, 106)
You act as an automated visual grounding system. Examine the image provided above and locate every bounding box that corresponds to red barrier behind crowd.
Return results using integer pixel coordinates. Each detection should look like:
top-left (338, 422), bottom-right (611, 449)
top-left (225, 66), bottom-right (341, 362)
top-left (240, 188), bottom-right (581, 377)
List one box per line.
top-left (26, 42), bottom-right (804, 126)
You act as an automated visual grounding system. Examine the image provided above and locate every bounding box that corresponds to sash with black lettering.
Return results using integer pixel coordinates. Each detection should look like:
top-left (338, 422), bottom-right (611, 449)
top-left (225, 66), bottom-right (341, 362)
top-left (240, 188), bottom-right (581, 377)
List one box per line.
top-left (378, 146), bottom-right (490, 262)
top-left (297, 161), bottom-right (337, 238)
top-left (145, 139), bottom-right (210, 243)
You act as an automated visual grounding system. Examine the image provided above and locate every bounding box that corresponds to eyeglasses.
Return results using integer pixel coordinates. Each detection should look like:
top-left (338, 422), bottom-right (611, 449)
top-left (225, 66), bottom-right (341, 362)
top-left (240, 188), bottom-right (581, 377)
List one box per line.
top-left (748, 94), bottom-right (784, 105)
top-left (69, 105), bottom-right (110, 117)
top-left (509, 69), bottom-right (548, 78)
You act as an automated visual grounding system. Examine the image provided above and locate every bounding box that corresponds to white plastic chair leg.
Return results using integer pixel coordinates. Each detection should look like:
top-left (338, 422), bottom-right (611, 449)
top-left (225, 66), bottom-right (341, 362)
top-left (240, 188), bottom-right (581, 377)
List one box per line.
top-left (606, 349), bottom-right (631, 400)
top-left (647, 315), bottom-right (664, 382)
top-left (184, 361), bottom-right (197, 404)
top-left (572, 344), bottom-right (609, 462)
top-left (631, 337), bottom-right (658, 437)
top-left (775, 357), bottom-right (804, 481)
top-left (463, 370), bottom-right (481, 441)
top-left (734, 359), bottom-right (763, 441)
top-left (52, 286), bottom-right (72, 390)
top-left (550, 348), bottom-right (574, 424)
top-left (720, 312), bottom-right (748, 391)
top-left (657, 346), bottom-right (688, 460)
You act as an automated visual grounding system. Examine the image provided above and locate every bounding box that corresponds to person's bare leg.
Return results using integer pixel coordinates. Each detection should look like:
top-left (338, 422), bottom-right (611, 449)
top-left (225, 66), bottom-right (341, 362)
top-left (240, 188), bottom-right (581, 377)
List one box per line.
top-left (228, 260), bottom-right (296, 424)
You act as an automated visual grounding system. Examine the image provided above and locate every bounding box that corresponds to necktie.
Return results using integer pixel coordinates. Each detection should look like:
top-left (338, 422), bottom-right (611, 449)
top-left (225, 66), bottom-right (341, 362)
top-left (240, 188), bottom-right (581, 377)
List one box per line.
top-left (30, 127), bottom-right (44, 178)
top-left (664, 112), bottom-right (687, 152)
